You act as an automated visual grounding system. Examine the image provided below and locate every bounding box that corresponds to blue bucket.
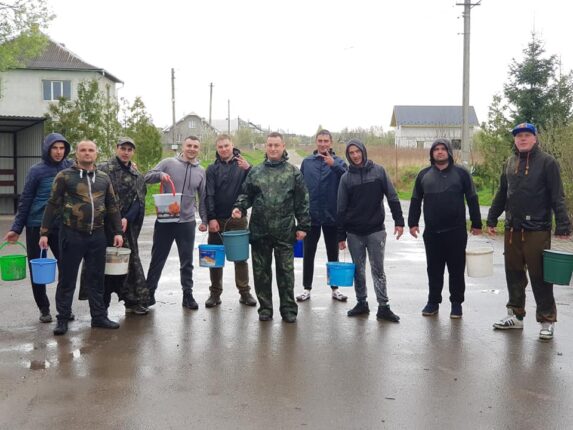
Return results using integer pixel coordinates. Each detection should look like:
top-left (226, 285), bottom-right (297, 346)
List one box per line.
top-left (30, 249), bottom-right (57, 284)
top-left (326, 262), bottom-right (355, 287)
top-left (221, 230), bottom-right (250, 262)
top-left (294, 239), bottom-right (304, 258)
top-left (199, 244), bottom-right (225, 268)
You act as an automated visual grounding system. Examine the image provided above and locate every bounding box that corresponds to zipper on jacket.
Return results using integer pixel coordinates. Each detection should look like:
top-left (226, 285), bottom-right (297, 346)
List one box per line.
top-left (86, 171), bottom-right (95, 234)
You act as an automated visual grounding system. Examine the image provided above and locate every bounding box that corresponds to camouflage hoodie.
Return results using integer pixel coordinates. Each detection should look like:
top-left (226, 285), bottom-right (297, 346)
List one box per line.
top-left (40, 164), bottom-right (122, 236)
top-left (234, 151), bottom-right (311, 243)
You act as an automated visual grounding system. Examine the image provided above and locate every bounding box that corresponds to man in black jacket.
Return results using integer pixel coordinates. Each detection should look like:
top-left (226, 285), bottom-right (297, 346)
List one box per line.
top-left (408, 138), bottom-right (482, 319)
top-left (337, 139), bottom-right (403, 322)
top-left (205, 134), bottom-right (256, 307)
top-left (488, 123), bottom-right (571, 340)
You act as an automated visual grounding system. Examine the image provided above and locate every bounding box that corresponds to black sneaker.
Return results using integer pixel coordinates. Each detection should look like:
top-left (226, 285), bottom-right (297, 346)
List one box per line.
top-left (259, 314), bottom-right (273, 321)
top-left (239, 292), bottom-right (257, 306)
top-left (39, 311), bottom-right (52, 323)
top-left (182, 292), bottom-right (199, 310)
top-left (376, 305), bottom-right (400, 322)
top-left (450, 302), bottom-right (462, 319)
top-left (282, 314), bottom-right (297, 323)
top-left (53, 320), bottom-right (68, 335)
top-left (347, 301), bottom-right (370, 317)
top-left (422, 302), bottom-right (439, 316)
top-left (125, 304), bottom-right (149, 315)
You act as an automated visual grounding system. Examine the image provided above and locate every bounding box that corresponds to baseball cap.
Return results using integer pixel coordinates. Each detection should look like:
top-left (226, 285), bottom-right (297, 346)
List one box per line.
top-left (512, 123), bottom-right (537, 136)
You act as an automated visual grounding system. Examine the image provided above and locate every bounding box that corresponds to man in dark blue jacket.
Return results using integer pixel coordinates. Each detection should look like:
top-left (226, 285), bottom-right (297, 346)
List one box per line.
top-left (408, 138), bottom-right (482, 319)
top-left (296, 129), bottom-right (348, 302)
top-left (3, 133), bottom-right (73, 323)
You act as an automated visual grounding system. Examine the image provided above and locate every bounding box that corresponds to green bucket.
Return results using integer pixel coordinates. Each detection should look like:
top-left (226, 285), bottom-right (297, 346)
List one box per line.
top-left (0, 241), bottom-right (27, 281)
top-left (543, 249), bottom-right (573, 285)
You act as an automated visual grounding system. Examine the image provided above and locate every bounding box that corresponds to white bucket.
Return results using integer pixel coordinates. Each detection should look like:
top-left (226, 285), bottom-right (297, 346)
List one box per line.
top-left (153, 193), bottom-right (182, 223)
top-left (105, 247), bottom-right (131, 275)
top-left (466, 246), bottom-right (494, 278)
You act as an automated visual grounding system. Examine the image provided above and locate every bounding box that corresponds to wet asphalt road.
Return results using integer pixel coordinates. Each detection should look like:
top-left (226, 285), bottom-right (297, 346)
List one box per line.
top-left (1, 212), bottom-right (573, 429)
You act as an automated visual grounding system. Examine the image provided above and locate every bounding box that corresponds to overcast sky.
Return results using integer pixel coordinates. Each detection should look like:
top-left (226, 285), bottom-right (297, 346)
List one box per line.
top-left (46, 0), bottom-right (573, 135)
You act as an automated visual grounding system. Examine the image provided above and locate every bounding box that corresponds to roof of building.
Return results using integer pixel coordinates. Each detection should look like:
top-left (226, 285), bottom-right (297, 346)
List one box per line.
top-left (20, 37), bottom-right (122, 84)
top-left (390, 105), bottom-right (479, 127)
top-left (0, 116), bottom-right (45, 133)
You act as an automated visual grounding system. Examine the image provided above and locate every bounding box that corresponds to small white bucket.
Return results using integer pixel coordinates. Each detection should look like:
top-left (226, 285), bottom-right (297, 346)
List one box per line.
top-left (466, 246), bottom-right (494, 278)
top-left (105, 247), bottom-right (131, 275)
top-left (153, 192), bottom-right (182, 223)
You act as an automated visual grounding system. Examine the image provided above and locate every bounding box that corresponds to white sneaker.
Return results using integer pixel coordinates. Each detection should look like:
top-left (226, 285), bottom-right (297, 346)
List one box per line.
top-left (296, 289), bottom-right (311, 302)
top-left (539, 322), bottom-right (554, 340)
top-left (331, 289), bottom-right (348, 302)
top-left (493, 309), bottom-right (524, 330)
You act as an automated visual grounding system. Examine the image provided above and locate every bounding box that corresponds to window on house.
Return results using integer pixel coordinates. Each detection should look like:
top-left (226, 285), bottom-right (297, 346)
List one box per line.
top-left (42, 80), bottom-right (71, 100)
top-left (189, 119), bottom-right (197, 129)
top-left (451, 139), bottom-right (461, 149)
top-left (416, 141), bottom-right (424, 149)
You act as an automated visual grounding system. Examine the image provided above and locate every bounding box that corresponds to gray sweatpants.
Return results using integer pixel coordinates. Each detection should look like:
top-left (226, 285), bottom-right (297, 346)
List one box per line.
top-left (347, 230), bottom-right (388, 305)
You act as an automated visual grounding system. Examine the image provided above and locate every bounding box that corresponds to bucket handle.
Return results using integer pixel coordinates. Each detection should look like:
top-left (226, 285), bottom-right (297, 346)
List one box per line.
top-left (40, 248), bottom-right (48, 259)
top-left (159, 178), bottom-right (177, 196)
top-left (0, 241), bottom-right (27, 255)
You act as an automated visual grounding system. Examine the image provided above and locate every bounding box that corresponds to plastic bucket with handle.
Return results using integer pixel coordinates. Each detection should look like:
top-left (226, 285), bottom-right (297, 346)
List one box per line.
top-left (153, 178), bottom-right (182, 223)
top-left (199, 244), bottom-right (226, 268)
top-left (105, 247), bottom-right (131, 276)
top-left (30, 249), bottom-right (57, 284)
top-left (0, 241), bottom-right (27, 281)
top-left (326, 262), bottom-right (355, 287)
top-left (543, 249), bottom-right (573, 285)
top-left (222, 230), bottom-right (250, 262)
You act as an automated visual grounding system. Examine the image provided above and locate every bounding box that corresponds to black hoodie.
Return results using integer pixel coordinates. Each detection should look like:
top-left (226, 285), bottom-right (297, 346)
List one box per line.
top-left (337, 139), bottom-right (404, 240)
top-left (408, 138), bottom-right (482, 234)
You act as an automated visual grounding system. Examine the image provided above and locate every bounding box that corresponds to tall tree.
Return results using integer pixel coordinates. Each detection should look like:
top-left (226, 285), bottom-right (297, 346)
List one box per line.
top-left (121, 97), bottom-right (162, 172)
top-left (504, 33), bottom-right (573, 131)
top-left (0, 0), bottom-right (53, 71)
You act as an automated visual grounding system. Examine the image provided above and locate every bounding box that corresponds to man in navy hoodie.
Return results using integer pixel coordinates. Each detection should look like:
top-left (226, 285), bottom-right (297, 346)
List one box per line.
top-left (337, 139), bottom-right (404, 322)
top-left (408, 138), bottom-right (482, 319)
top-left (3, 133), bottom-right (73, 323)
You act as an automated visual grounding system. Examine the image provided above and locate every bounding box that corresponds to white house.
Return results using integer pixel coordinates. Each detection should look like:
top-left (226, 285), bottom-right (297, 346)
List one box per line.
top-left (0, 37), bottom-right (122, 117)
top-left (0, 37), bottom-right (121, 214)
top-left (390, 105), bottom-right (480, 149)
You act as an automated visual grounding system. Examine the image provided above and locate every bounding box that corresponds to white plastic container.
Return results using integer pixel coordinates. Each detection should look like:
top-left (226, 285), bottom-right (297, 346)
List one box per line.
top-left (105, 247), bottom-right (131, 275)
top-left (153, 192), bottom-right (182, 223)
top-left (466, 246), bottom-right (494, 277)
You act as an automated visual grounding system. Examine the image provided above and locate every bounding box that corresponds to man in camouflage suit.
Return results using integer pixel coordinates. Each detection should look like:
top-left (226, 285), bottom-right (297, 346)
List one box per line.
top-left (39, 140), bottom-right (123, 335)
top-left (80, 137), bottom-right (149, 315)
top-left (232, 132), bottom-right (311, 323)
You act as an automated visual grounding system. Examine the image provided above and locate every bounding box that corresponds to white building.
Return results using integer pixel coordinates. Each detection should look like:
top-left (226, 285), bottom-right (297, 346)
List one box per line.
top-left (390, 105), bottom-right (480, 149)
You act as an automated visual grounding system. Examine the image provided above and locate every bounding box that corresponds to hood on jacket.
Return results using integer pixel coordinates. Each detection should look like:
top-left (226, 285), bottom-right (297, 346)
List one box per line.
top-left (215, 147), bottom-right (241, 163)
top-left (345, 139), bottom-right (368, 167)
top-left (429, 138), bottom-right (454, 165)
top-left (42, 133), bottom-right (71, 165)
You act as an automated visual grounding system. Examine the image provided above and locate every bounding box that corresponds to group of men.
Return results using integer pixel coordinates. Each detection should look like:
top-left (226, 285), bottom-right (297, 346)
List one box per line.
top-left (3, 121), bottom-right (570, 339)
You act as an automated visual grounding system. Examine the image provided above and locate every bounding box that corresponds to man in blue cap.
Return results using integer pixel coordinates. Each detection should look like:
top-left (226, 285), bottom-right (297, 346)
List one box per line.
top-left (3, 133), bottom-right (73, 323)
top-left (487, 122), bottom-right (571, 340)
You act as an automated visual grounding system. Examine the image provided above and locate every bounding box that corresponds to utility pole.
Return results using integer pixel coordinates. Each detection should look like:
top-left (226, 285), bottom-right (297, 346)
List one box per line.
top-left (227, 99), bottom-right (231, 134)
top-left (171, 68), bottom-right (177, 150)
top-left (209, 82), bottom-right (214, 126)
top-left (457, 0), bottom-right (480, 167)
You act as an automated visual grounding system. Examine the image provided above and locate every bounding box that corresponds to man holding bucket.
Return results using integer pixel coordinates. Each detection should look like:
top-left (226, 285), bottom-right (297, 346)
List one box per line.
top-left (205, 134), bottom-right (256, 308)
top-left (79, 137), bottom-right (149, 315)
top-left (408, 138), bottom-right (482, 319)
top-left (3, 133), bottom-right (73, 323)
top-left (145, 136), bottom-right (208, 310)
top-left (488, 123), bottom-right (571, 340)
top-left (232, 132), bottom-right (311, 323)
top-left (296, 129), bottom-right (348, 303)
top-left (337, 139), bottom-right (403, 322)
top-left (39, 140), bottom-right (124, 335)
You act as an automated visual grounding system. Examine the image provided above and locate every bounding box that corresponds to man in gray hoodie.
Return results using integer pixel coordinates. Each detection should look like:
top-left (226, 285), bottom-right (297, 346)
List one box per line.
top-left (145, 136), bottom-right (208, 310)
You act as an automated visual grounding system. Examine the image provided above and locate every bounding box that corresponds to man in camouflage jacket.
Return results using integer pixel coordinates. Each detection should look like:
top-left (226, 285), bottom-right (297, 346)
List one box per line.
top-left (232, 132), bottom-right (311, 323)
top-left (40, 140), bottom-right (123, 335)
top-left (79, 137), bottom-right (148, 315)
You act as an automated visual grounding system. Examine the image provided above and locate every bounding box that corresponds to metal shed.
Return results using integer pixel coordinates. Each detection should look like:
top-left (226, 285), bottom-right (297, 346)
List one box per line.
top-left (0, 116), bottom-right (45, 214)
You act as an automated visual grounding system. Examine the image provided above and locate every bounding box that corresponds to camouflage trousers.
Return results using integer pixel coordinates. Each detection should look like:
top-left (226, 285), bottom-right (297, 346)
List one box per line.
top-left (251, 238), bottom-right (297, 318)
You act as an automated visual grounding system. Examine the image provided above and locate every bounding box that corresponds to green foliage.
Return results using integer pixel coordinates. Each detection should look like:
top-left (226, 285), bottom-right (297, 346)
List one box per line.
top-left (46, 79), bottom-right (121, 158)
top-left (0, 0), bottom-right (53, 71)
top-left (233, 127), bottom-right (266, 149)
top-left (335, 126), bottom-right (394, 146)
top-left (121, 97), bottom-right (162, 173)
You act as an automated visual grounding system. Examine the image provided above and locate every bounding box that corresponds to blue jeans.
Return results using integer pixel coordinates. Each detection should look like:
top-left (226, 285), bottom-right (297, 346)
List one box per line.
top-left (347, 230), bottom-right (388, 305)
